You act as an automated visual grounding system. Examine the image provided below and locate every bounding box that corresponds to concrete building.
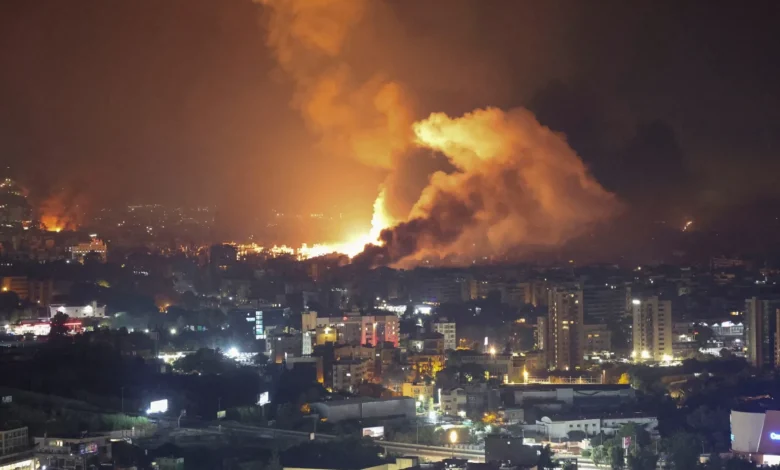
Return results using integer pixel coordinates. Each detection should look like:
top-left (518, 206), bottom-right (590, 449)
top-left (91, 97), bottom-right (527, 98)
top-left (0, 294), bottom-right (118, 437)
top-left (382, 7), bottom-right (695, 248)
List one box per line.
top-left (401, 382), bottom-right (435, 402)
top-left (440, 383), bottom-right (500, 416)
top-left (315, 314), bottom-right (399, 347)
top-left (269, 333), bottom-right (302, 364)
top-left (285, 356), bottom-right (324, 384)
top-left (582, 283), bottom-right (629, 323)
top-left (546, 286), bottom-right (584, 371)
top-left (534, 413), bottom-right (657, 439)
top-left (408, 332), bottom-right (444, 355)
top-left (503, 384), bottom-right (635, 411)
top-left (631, 296), bottom-right (672, 361)
top-left (310, 397), bottom-right (415, 422)
top-left (583, 323), bottom-right (612, 353)
top-left (49, 302), bottom-right (106, 319)
top-left (457, 353), bottom-right (524, 383)
top-left (0, 427), bottom-right (27, 456)
top-left (34, 435), bottom-right (111, 470)
top-left (731, 409), bottom-right (780, 465)
top-left (432, 319), bottom-right (457, 351)
top-left (332, 358), bottom-right (370, 392)
top-left (746, 297), bottom-right (780, 368)
top-left (69, 238), bottom-right (107, 263)
top-left (440, 388), bottom-right (468, 416)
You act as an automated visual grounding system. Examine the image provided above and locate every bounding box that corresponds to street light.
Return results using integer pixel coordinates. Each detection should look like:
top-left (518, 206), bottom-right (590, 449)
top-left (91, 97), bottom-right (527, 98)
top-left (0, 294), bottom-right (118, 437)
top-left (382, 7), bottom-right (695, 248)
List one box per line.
top-left (449, 430), bottom-right (458, 458)
top-left (489, 346), bottom-right (497, 356)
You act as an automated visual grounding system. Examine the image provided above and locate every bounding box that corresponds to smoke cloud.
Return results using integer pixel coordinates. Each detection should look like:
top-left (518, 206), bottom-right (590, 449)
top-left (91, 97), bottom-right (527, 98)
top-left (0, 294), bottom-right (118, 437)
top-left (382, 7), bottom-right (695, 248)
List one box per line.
top-left (260, 1), bottom-right (621, 266)
top-left (355, 108), bottom-right (621, 266)
top-left (259, 0), bottom-right (413, 171)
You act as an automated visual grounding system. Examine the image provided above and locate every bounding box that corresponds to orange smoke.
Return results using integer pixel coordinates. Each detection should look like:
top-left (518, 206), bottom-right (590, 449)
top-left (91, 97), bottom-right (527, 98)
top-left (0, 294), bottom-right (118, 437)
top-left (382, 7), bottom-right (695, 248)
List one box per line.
top-left (39, 192), bottom-right (83, 232)
top-left (258, 1), bottom-right (620, 265)
top-left (260, 0), bottom-right (412, 236)
top-left (355, 108), bottom-right (621, 266)
top-left (260, 0), bottom-right (413, 170)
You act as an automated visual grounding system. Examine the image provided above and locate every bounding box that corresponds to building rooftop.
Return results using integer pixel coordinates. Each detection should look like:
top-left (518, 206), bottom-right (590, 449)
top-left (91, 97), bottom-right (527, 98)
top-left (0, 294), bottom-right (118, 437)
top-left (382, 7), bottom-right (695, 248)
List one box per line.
top-left (501, 383), bottom-right (632, 392)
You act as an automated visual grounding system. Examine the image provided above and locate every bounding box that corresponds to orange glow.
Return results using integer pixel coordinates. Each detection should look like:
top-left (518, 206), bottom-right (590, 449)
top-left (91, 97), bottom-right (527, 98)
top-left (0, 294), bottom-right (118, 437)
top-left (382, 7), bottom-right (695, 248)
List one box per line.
top-left (232, 189), bottom-right (393, 260)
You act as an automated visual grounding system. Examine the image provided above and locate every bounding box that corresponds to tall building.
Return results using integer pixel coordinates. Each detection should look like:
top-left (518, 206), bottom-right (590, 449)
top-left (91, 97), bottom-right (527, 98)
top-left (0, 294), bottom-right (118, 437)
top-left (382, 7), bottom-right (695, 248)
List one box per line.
top-left (332, 358), bottom-right (369, 392)
top-left (583, 283), bottom-right (629, 322)
top-left (315, 314), bottom-right (399, 347)
top-left (631, 296), bottom-right (672, 361)
top-left (745, 297), bottom-right (780, 368)
top-left (583, 323), bottom-right (612, 353)
top-left (432, 319), bottom-right (457, 351)
top-left (546, 286), bottom-right (584, 371)
top-left (535, 316), bottom-right (547, 351)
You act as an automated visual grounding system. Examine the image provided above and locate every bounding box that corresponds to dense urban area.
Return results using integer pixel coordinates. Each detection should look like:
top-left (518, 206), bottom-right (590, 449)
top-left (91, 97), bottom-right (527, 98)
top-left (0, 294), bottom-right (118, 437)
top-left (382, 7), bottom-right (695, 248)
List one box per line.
top-left (3, 1), bottom-right (780, 469)
top-left (0, 177), bottom-right (778, 470)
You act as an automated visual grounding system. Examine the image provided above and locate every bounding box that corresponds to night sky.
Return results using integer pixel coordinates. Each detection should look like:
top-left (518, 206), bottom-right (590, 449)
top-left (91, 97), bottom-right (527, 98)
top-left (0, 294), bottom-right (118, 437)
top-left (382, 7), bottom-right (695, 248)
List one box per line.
top-left (1, 0), bottom-right (779, 236)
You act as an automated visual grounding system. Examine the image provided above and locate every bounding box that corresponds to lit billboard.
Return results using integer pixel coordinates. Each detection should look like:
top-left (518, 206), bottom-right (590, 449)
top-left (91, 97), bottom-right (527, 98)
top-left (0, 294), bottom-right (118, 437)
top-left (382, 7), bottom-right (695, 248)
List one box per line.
top-left (362, 426), bottom-right (385, 439)
top-left (257, 392), bottom-right (270, 406)
top-left (146, 399), bottom-right (168, 414)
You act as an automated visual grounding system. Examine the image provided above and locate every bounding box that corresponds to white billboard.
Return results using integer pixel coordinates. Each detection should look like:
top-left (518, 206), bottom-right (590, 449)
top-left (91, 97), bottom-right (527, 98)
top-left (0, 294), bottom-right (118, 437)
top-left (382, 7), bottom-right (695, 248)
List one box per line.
top-left (362, 426), bottom-right (385, 439)
top-left (257, 391), bottom-right (270, 406)
top-left (146, 399), bottom-right (168, 414)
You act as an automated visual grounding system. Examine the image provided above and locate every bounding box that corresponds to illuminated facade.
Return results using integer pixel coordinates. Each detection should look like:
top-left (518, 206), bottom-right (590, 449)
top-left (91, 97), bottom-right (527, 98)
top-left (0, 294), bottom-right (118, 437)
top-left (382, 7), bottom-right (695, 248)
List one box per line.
top-left (546, 286), bottom-right (584, 371)
top-left (69, 238), bottom-right (107, 263)
top-left (746, 297), bottom-right (780, 368)
top-left (631, 296), bottom-right (672, 361)
top-left (432, 320), bottom-right (456, 351)
top-left (49, 302), bottom-right (106, 318)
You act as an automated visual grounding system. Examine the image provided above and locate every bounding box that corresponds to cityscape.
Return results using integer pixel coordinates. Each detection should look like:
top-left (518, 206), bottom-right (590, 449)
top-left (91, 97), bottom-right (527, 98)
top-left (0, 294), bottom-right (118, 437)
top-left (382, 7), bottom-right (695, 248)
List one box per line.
top-left (1, 1), bottom-right (780, 470)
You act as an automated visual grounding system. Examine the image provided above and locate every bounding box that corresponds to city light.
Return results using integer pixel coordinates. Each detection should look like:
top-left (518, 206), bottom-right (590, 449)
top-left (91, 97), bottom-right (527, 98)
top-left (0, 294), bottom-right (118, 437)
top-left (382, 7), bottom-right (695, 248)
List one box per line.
top-left (641, 350), bottom-right (651, 359)
top-left (449, 430), bottom-right (458, 445)
top-left (662, 354), bottom-right (673, 362)
top-left (226, 347), bottom-right (239, 358)
top-left (169, 328), bottom-right (177, 335)
top-left (632, 299), bottom-right (641, 305)
top-left (489, 346), bottom-right (497, 356)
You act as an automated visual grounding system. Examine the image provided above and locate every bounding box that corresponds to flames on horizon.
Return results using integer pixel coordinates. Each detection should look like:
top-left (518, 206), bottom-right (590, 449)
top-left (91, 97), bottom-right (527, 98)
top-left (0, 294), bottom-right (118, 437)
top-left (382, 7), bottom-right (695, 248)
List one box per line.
top-left (259, 0), bottom-right (621, 267)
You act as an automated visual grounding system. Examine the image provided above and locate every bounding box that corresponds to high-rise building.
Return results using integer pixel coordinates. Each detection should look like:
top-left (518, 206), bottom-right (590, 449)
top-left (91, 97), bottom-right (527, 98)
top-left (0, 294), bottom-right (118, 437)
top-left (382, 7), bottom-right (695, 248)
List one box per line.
top-left (631, 296), bottom-right (672, 361)
top-left (583, 283), bottom-right (629, 323)
top-left (332, 358), bottom-right (369, 392)
top-left (546, 286), bottom-right (584, 371)
top-left (315, 314), bottom-right (399, 347)
top-left (535, 316), bottom-right (547, 351)
top-left (432, 319), bottom-right (457, 351)
top-left (745, 297), bottom-right (780, 368)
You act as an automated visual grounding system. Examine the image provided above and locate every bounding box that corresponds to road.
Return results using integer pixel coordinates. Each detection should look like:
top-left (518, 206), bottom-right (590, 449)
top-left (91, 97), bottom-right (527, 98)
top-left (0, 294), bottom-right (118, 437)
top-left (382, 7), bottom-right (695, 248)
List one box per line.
top-left (210, 423), bottom-right (485, 462)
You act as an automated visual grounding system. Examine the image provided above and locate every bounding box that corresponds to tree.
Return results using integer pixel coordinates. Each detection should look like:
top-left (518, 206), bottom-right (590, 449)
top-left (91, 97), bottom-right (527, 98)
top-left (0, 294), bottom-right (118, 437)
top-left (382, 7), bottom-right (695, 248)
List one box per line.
top-left (172, 348), bottom-right (237, 374)
top-left (627, 448), bottom-right (658, 470)
top-left (591, 446), bottom-right (608, 466)
top-left (49, 312), bottom-right (71, 338)
top-left (536, 445), bottom-right (558, 470)
top-left (664, 432), bottom-right (701, 470)
top-left (608, 446), bottom-right (625, 470)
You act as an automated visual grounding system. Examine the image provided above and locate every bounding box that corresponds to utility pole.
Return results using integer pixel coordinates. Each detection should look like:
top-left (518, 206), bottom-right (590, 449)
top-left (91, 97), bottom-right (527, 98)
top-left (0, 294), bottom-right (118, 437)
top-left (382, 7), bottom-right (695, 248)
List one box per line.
top-left (121, 387), bottom-right (125, 414)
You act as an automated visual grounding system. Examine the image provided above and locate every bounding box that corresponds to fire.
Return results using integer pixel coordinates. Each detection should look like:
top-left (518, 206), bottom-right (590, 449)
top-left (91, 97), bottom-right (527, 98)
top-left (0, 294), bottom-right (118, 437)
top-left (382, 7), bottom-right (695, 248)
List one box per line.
top-left (258, 0), bottom-right (619, 266)
top-left (39, 191), bottom-right (83, 232)
top-left (40, 215), bottom-right (64, 233)
top-left (298, 188), bottom-right (393, 258)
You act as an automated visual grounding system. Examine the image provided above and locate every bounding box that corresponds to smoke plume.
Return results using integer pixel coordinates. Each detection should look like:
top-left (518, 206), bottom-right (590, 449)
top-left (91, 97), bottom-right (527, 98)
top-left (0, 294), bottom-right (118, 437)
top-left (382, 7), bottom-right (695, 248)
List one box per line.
top-left (355, 108), bottom-right (621, 266)
top-left (260, 0), bottom-right (413, 171)
top-left (39, 188), bottom-right (86, 232)
top-left (260, 1), bottom-right (621, 266)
